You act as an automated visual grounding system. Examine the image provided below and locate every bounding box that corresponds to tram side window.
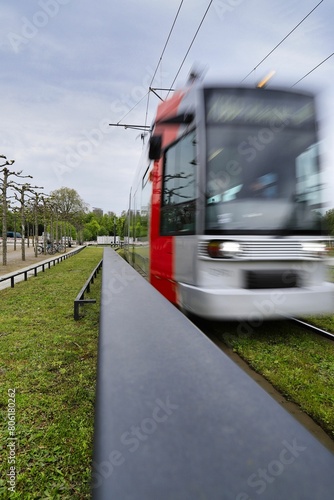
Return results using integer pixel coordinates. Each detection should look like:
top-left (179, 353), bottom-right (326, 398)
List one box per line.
top-left (161, 131), bottom-right (196, 235)
top-left (139, 166), bottom-right (151, 242)
top-left (296, 144), bottom-right (321, 205)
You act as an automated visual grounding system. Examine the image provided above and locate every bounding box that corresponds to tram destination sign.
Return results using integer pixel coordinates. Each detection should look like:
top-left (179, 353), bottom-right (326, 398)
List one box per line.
top-left (205, 88), bottom-right (316, 128)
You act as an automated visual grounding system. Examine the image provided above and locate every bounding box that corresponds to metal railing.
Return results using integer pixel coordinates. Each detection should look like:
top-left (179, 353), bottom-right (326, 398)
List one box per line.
top-left (73, 259), bottom-right (103, 320)
top-left (92, 248), bottom-right (334, 499)
top-left (0, 246), bottom-right (84, 289)
top-left (110, 242), bottom-right (124, 249)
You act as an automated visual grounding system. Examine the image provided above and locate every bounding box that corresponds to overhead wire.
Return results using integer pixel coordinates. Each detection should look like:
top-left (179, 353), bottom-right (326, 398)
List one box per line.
top-left (241, 0), bottom-right (324, 83)
top-left (144, 0), bottom-right (185, 130)
top-left (291, 52), bottom-right (334, 87)
top-left (166, 0), bottom-right (214, 98)
top-left (115, 0), bottom-right (328, 133)
top-left (148, 0), bottom-right (185, 89)
top-left (112, 0), bottom-right (185, 135)
top-left (116, 91), bottom-right (150, 125)
top-left (115, 0), bottom-right (214, 132)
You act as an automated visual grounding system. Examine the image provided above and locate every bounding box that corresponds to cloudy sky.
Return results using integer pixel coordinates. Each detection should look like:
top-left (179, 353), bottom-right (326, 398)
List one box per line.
top-left (1, 0), bottom-right (333, 215)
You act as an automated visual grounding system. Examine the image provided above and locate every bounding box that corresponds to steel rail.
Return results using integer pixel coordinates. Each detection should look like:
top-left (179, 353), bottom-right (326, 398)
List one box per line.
top-left (291, 317), bottom-right (334, 341)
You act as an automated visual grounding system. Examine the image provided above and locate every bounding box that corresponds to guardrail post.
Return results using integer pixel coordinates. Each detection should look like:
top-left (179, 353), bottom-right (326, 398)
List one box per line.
top-left (74, 301), bottom-right (80, 321)
top-left (73, 258), bottom-right (102, 320)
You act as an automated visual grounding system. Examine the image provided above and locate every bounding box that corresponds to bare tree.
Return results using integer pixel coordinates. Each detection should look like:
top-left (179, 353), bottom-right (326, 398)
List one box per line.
top-left (13, 183), bottom-right (44, 261)
top-left (0, 156), bottom-right (32, 265)
top-left (0, 156), bottom-right (15, 265)
top-left (30, 191), bottom-right (48, 257)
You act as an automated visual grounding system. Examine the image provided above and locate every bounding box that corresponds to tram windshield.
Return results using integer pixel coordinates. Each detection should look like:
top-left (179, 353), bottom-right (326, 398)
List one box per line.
top-left (205, 88), bottom-right (323, 235)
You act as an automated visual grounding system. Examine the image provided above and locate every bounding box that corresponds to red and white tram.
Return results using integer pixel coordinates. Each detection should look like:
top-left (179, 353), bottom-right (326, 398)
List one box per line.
top-left (125, 80), bottom-right (334, 320)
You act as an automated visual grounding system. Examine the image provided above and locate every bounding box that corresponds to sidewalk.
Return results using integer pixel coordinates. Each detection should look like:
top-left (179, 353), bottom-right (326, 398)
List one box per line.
top-left (0, 244), bottom-right (84, 290)
top-left (0, 244), bottom-right (60, 275)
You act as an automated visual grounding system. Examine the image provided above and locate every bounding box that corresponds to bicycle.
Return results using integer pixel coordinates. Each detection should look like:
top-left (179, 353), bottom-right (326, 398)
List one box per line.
top-left (54, 242), bottom-right (65, 253)
top-left (36, 243), bottom-right (56, 255)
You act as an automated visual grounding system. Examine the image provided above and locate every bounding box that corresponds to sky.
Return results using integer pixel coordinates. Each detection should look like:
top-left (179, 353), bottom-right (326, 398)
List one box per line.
top-left (0, 0), bottom-right (333, 215)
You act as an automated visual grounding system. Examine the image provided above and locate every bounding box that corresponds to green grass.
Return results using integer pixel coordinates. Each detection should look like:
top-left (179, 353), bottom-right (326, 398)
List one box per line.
top-left (216, 320), bottom-right (334, 439)
top-left (2, 247), bottom-right (334, 496)
top-left (303, 267), bottom-right (334, 332)
top-left (305, 314), bottom-right (334, 332)
top-left (0, 247), bottom-right (103, 499)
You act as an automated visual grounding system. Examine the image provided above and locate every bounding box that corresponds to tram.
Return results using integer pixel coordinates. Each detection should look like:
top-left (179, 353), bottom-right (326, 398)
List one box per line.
top-left (124, 79), bottom-right (334, 320)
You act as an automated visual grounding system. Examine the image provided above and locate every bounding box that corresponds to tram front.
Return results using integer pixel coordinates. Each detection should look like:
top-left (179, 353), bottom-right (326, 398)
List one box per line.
top-left (180, 86), bottom-right (334, 319)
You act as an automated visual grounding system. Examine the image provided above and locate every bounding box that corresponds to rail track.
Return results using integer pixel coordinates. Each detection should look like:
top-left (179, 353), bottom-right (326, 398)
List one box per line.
top-left (291, 317), bottom-right (334, 341)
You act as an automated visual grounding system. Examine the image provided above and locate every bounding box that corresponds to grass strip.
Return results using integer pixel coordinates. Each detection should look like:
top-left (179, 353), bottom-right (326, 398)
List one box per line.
top-left (0, 247), bottom-right (103, 499)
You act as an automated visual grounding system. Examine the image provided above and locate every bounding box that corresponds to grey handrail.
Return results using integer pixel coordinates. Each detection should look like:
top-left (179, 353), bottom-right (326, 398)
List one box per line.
top-left (92, 247), bottom-right (334, 499)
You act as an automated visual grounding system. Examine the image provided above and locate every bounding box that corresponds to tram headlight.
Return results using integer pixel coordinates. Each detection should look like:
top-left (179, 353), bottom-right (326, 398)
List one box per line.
top-left (207, 240), bottom-right (241, 259)
top-left (301, 242), bottom-right (327, 257)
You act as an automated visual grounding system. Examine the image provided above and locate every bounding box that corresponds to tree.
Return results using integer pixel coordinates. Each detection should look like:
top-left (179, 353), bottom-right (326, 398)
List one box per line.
top-left (50, 187), bottom-right (88, 247)
top-left (0, 156), bottom-right (32, 265)
top-left (50, 187), bottom-right (87, 217)
top-left (13, 183), bottom-right (43, 260)
top-left (323, 209), bottom-right (334, 236)
top-left (117, 213), bottom-right (126, 239)
top-left (84, 220), bottom-right (100, 241)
